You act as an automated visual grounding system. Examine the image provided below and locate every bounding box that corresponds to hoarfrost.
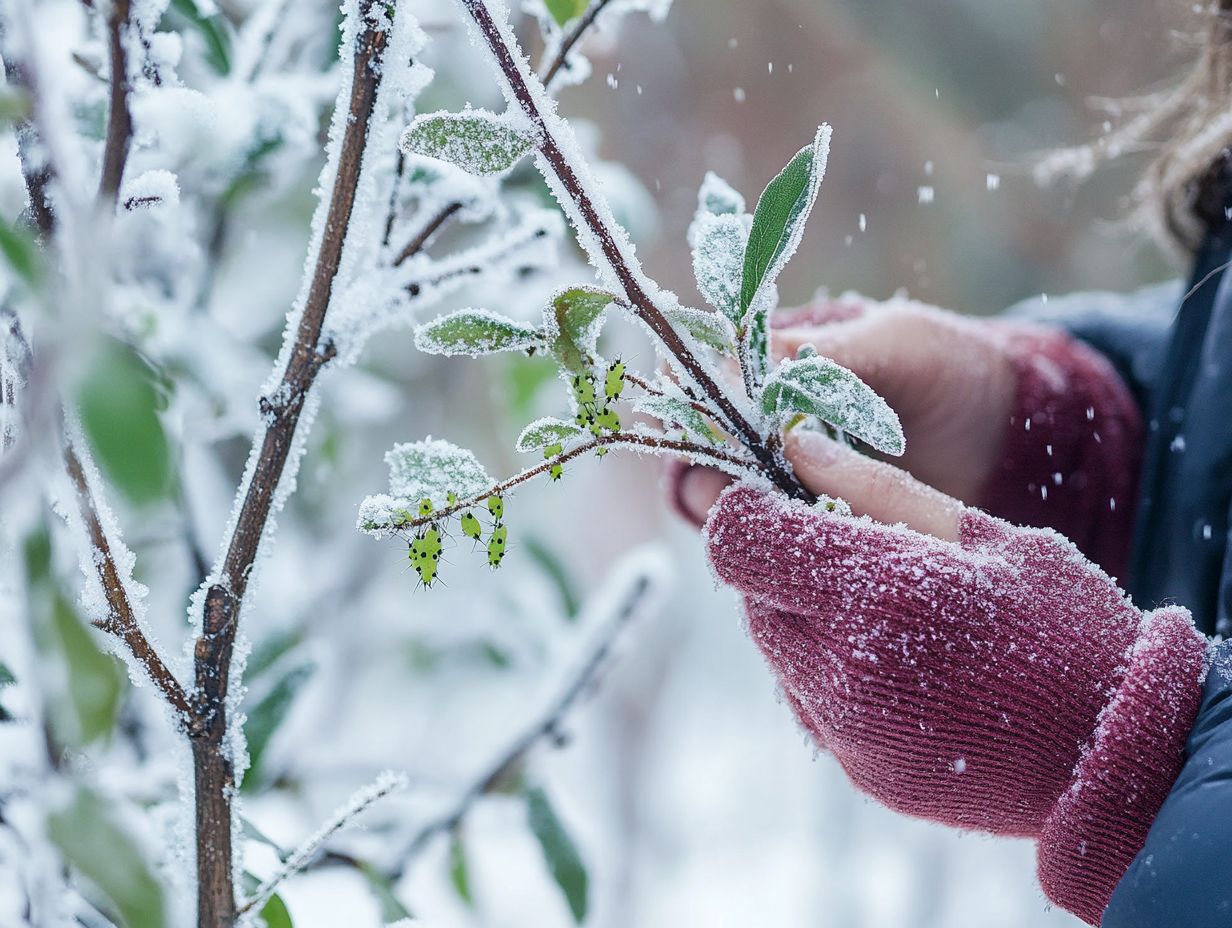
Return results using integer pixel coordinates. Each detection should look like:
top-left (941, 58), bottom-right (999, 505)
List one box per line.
top-left (357, 439), bottom-right (494, 535)
top-left (516, 417), bottom-right (588, 453)
top-left (688, 212), bottom-right (746, 325)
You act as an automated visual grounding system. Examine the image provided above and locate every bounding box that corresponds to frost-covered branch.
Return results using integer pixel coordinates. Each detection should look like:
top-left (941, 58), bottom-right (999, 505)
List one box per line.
top-left (63, 439), bottom-right (193, 724)
top-left (454, 0), bottom-right (811, 501)
top-left (190, 5), bottom-right (393, 923)
top-left (541, 0), bottom-right (615, 89)
top-left (97, 0), bottom-right (134, 203)
top-left (238, 771), bottom-right (408, 917)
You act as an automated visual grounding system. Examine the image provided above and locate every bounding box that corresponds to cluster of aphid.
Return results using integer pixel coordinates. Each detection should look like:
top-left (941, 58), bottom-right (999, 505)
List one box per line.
top-left (406, 492), bottom-right (507, 588)
top-left (564, 360), bottom-right (625, 467)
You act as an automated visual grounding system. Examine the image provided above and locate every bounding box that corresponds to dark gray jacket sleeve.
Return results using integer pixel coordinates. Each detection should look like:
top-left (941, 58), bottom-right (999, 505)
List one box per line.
top-left (1004, 281), bottom-right (1181, 416)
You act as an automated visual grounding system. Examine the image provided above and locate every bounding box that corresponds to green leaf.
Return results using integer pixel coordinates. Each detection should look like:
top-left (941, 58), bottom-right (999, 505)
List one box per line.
top-left (415, 309), bottom-right (543, 358)
top-left (165, 0), bottom-right (233, 74)
top-left (545, 0), bottom-right (588, 27)
top-left (689, 213), bottom-right (745, 325)
top-left (449, 831), bottom-right (474, 907)
top-left (401, 109), bottom-right (537, 176)
top-left (662, 303), bottom-right (736, 354)
top-left (516, 417), bottom-right (586, 453)
top-left (0, 661), bottom-right (14, 686)
top-left (243, 663), bottom-right (315, 790)
top-left (76, 340), bottom-right (172, 506)
top-left (739, 126), bottom-right (832, 383)
top-left (0, 220), bottom-right (43, 285)
top-left (504, 354), bottom-right (560, 418)
top-left (47, 787), bottom-right (167, 928)
top-left (634, 395), bottom-right (722, 444)
top-left (761, 355), bottom-right (904, 456)
top-left (526, 787), bottom-right (588, 924)
top-left (358, 860), bottom-right (414, 922)
top-left (547, 287), bottom-right (615, 373)
top-left (257, 893), bottom-right (293, 928)
top-left (523, 536), bottom-right (580, 620)
top-left (246, 628), bottom-right (303, 681)
top-left (38, 592), bottom-right (124, 747)
top-left (695, 171), bottom-right (746, 218)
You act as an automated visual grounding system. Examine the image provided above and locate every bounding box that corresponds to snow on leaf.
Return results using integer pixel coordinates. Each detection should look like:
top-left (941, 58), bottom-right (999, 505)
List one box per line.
top-left (415, 309), bottom-right (543, 357)
top-left (661, 303), bottom-right (737, 355)
top-left (387, 439), bottom-right (493, 503)
top-left (633, 395), bottom-right (722, 444)
top-left (401, 108), bottom-right (538, 177)
top-left (740, 125), bottom-right (832, 385)
top-left (546, 286), bottom-right (616, 372)
top-left (761, 355), bottom-right (904, 455)
top-left (694, 170), bottom-right (746, 218)
top-left (688, 212), bottom-right (745, 325)
top-left (517, 417), bottom-right (587, 453)
top-left (357, 439), bottom-right (494, 536)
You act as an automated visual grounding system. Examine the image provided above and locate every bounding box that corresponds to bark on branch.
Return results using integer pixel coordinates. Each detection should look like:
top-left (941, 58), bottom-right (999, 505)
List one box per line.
top-left (190, 7), bottom-right (388, 924)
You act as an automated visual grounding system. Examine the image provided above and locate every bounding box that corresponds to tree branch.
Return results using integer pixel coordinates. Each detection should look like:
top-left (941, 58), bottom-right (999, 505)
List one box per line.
top-left (63, 440), bottom-right (194, 724)
top-left (541, 0), bottom-right (614, 89)
top-left (456, 0), bottom-right (811, 502)
top-left (382, 431), bottom-right (755, 534)
top-left (190, 7), bottom-right (389, 924)
top-left (98, 0), bottom-right (134, 203)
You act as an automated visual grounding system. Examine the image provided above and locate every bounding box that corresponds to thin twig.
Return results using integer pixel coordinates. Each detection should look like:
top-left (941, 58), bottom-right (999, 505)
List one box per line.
top-left (624, 371), bottom-right (718, 420)
top-left (457, 0), bottom-right (811, 502)
top-left (541, 0), bottom-right (615, 89)
top-left (98, 0), bottom-right (134, 203)
top-left (392, 201), bottom-right (462, 267)
top-left (238, 771), bottom-right (409, 915)
top-left (63, 440), bottom-right (193, 723)
top-left (386, 431), bottom-right (754, 533)
top-left (190, 8), bottom-right (389, 924)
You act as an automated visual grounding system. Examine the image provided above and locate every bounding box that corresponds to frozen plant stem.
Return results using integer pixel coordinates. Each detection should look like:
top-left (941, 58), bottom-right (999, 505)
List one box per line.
top-left (541, 0), bottom-right (615, 88)
top-left (456, 0), bottom-right (813, 502)
top-left (191, 6), bottom-right (386, 925)
top-left (98, 0), bottom-right (134, 203)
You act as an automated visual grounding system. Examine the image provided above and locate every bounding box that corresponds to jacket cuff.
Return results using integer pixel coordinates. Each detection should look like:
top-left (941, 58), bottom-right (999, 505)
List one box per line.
top-left (1035, 606), bottom-right (1207, 925)
top-left (979, 323), bottom-right (1145, 581)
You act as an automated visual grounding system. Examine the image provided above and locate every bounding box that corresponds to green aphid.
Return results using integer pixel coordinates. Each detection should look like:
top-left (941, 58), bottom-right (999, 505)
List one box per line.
top-left (487, 523), bottom-right (508, 568)
top-left (575, 405), bottom-right (596, 428)
top-left (447, 491), bottom-right (458, 506)
top-left (550, 463), bottom-right (563, 481)
top-left (595, 405), bottom-right (621, 432)
top-left (487, 495), bottom-right (504, 522)
top-left (589, 420), bottom-right (603, 438)
top-left (572, 371), bottom-right (596, 407)
top-left (604, 360), bottom-right (626, 400)
top-left (418, 498), bottom-right (434, 517)
top-left (408, 536), bottom-right (440, 586)
top-left (460, 511), bottom-right (483, 541)
top-left (595, 446), bottom-right (608, 458)
top-left (546, 441), bottom-right (565, 481)
top-left (420, 526), bottom-right (443, 558)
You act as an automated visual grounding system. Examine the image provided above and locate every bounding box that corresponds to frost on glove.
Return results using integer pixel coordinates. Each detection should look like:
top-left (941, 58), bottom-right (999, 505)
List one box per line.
top-left (706, 485), bottom-right (1207, 925)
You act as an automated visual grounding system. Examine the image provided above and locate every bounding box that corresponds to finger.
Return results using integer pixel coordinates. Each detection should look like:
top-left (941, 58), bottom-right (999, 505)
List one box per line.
top-left (785, 429), bottom-right (963, 541)
top-left (668, 463), bottom-right (733, 528)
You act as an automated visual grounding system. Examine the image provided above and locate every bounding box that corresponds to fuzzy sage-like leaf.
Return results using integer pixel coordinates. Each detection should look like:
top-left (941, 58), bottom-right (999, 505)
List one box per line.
top-left (415, 309), bottom-right (543, 357)
top-left (526, 786), bottom-right (588, 924)
top-left (634, 395), bottom-right (722, 444)
top-left (401, 109), bottom-right (538, 176)
top-left (739, 125), bottom-right (832, 388)
top-left (547, 286), bottom-right (615, 372)
top-left (761, 355), bottom-right (905, 456)
top-left (517, 417), bottom-right (587, 453)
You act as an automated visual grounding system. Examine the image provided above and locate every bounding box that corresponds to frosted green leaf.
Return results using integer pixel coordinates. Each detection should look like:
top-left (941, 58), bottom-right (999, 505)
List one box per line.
top-left (761, 355), bottom-right (904, 455)
top-left (740, 125), bottom-right (832, 385)
top-left (401, 109), bottom-right (537, 176)
top-left (545, 0), bottom-right (587, 26)
top-left (695, 171), bottom-right (746, 217)
top-left (634, 395), bottom-right (722, 444)
top-left (242, 662), bottom-right (315, 791)
top-left (388, 440), bottom-right (493, 505)
top-left (526, 787), bottom-right (588, 924)
top-left (415, 309), bottom-right (543, 357)
top-left (662, 303), bottom-right (737, 354)
top-left (546, 286), bottom-right (615, 372)
top-left (449, 831), bottom-right (474, 907)
top-left (517, 417), bottom-right (587, 453)
top-left (48, 787), bottom-right (167, 928)
top-left (689, 213), bottom-right (745, 325)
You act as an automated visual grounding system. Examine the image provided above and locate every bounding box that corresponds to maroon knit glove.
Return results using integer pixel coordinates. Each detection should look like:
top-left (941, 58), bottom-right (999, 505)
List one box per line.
top-left (980, 323), bottom-right (1144, 580)
top-left (706, 484), bottom-right (1208, 925)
